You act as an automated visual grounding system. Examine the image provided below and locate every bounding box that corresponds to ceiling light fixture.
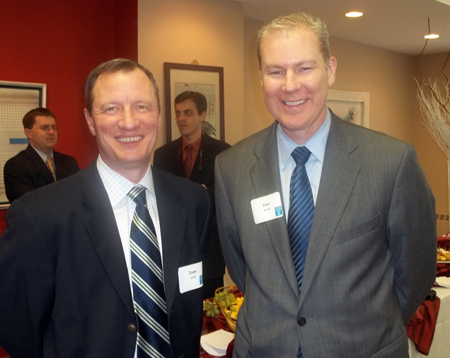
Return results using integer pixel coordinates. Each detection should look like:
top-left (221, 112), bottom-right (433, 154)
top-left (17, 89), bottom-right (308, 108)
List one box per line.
top-left (424, 34), bottom-right (439, 39)
top-left (345, 11), bottom-right (363, 18)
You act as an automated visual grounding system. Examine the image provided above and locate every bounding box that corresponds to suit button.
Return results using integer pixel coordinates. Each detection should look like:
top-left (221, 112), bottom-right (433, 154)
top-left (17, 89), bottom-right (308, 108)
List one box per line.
top-left (127, 324), bottom-right (137, 333)
top-left (298, 317), bottom-right (306, 326)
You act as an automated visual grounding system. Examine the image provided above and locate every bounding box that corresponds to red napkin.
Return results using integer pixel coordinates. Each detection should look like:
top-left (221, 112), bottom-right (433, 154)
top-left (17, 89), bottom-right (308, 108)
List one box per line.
top-left (437, 263), bottom-right (450, 277)
top-left (407, 297), bottom-right (441, 355)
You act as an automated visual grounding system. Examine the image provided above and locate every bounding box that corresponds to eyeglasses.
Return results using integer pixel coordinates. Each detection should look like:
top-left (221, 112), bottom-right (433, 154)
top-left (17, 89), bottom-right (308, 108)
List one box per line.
top-left (35, 125), bottom-right (57, 132)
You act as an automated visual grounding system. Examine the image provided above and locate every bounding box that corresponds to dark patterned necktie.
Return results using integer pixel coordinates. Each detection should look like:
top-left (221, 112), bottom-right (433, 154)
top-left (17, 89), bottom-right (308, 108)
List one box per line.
top-left (184, 145), bottom-right (193, 178)
top-left (128, 185), bottom-right (170, 358)
top-left (288, 147), bottom-right (314, 290)
top-left (46, 156), bottom-right (56, 181)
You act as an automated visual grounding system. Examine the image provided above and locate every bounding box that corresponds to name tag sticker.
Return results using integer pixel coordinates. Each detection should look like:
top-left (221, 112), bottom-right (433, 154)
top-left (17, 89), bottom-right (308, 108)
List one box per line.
top-left (178, 261), bottom-right (203, 294)
top-left (251, 192), bottom-right (284, 224)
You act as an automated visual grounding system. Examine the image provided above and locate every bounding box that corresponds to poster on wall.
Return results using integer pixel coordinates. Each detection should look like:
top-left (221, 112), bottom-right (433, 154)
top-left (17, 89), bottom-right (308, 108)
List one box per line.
top-left (327, 89), bottom-right (370, 128)
top-left (164, 62), bottom-right (224, 143)
top-left (0, 81), bottom-right (47, 206)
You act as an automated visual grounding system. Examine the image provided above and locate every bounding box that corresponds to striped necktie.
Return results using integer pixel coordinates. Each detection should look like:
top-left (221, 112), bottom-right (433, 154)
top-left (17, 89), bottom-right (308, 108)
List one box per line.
top-left (288, 147), bottom-right (314, 358)
top-left (288, 147), bottom-right (314, 290)
top-left (46, 156), bottom-right (56, 181)
top-left (128, 185), bottom-right (171, 358)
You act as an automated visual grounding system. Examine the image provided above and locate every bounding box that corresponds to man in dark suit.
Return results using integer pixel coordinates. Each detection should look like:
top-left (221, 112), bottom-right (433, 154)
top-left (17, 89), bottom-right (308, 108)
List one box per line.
top-left (154, 91), bottom-right (230, 298)
top-left (3, 107), bottom-right (80, 202)
top-left (215, 12), bottom-right (437, 358)
top-left (0, 59), bottom-right (210, 358)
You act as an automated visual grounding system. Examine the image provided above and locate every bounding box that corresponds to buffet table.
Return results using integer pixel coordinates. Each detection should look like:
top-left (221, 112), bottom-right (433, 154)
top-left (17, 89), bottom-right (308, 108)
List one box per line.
top-left (408, 278), bottom-right (450, 358)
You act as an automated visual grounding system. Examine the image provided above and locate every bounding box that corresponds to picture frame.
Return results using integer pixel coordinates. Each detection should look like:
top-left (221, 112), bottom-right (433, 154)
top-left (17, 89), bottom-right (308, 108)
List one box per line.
top-left (327, 89), bottom-right (370, 128)
top-left (164, 62), bottom-right (224, 142)
top-left (0, 80), bottom-right (47, 207)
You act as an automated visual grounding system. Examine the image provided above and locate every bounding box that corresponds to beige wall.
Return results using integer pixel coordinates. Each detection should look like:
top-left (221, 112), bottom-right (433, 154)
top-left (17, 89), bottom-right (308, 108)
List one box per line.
top-left (138, 0), bottom-right (245, 148)
top-left (139, 0), bottom-right (447, 232)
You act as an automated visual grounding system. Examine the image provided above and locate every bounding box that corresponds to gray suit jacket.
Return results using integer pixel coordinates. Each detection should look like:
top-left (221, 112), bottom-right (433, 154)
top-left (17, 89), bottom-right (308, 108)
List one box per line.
top-left (215, 113), bottom-right (437, 358)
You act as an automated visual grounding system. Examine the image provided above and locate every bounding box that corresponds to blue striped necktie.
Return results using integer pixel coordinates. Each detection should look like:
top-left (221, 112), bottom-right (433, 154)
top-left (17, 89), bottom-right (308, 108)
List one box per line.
top-left (288, 147), bottom-right (314, 290)
top-left (128, 185), bottom-right (171, 358)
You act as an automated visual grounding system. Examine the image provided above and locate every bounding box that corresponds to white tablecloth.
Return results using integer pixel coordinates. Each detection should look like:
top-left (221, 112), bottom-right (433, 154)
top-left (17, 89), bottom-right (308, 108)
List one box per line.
top-left (408, 277), bottom-right (450, 358)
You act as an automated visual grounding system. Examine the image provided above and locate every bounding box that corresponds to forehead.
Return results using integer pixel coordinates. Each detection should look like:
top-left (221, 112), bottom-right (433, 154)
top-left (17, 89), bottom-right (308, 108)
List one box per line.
top-left (261, 26), bottom-right (321, 62)
top-left (92, 69), bottom-right (155, 101)
top-left (175, 99), bottom-right (197, 111)
top-left (34, 116), bottom-right (55, 125)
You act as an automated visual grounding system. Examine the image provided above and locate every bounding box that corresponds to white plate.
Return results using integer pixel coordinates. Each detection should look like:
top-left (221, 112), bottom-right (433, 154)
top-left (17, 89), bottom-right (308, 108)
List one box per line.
top-left (438, 261), bottom-right (450, 264)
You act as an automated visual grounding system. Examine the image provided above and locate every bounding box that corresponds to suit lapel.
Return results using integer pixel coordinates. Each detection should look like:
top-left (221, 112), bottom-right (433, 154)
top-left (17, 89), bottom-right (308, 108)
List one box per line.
top-left (250, 123), bottom-right (300, 296)
top-left (152, 169), bottom-right (187, 314)
top-left (25, 144), bottom-right (54, 183)
top-left (81, 163), bottom-right (134, 317)
top-left (299, 114), bottom-right (361, 303)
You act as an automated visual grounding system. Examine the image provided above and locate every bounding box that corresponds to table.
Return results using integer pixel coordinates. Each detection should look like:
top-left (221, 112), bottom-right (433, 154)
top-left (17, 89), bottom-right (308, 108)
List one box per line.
top-left (408, 278), bottom-right (450, 358)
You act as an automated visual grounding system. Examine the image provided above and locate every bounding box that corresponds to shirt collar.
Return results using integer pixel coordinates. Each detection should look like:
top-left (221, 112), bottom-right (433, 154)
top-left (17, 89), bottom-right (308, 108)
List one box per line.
top-left (277, 108), bottom-right (331, 170)
top-left (96, 156), bottom-right (156, 207)
top-left (32, 146), bottom-right (54, 162)
top-left (181, 133), bottom-right (202, 152)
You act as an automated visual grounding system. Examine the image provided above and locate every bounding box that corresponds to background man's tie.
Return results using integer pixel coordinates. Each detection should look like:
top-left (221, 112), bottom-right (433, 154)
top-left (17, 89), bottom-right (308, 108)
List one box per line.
top-left (288, 147), bottom-right (314, 290)
top-left (128, 185), bottom-right (171, 358)
top-left (184, 144), bottom-right (193, 178)
top-left (46, 156), bottom-right (56, 181)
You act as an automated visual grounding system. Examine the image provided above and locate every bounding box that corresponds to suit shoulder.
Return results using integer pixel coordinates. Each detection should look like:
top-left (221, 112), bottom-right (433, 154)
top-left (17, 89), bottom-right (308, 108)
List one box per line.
top-left (54, 151), bottom-right (78, 162)
top-left (4, 149), bottom-right (33, 171)
top-left (154, 168), bottom-right (208, 197)
top-left (154, 140), bottom-right (180, 158)
top-left (217, 125), bottom-right (271, 161)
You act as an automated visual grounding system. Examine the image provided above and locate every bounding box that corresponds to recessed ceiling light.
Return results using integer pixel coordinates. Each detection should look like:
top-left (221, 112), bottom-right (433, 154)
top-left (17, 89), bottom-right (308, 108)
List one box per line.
top-left (424, 34), bottom-right (440, 39)
top-left (345, 11), bottom-right (363, 18)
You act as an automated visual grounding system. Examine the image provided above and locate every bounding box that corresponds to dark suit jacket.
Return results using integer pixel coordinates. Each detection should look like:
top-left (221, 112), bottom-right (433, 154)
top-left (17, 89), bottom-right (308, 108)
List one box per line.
top-left (0, 161), bottom-right (211, 358)
top-left (4, 144), bottom-right (80, 202)
top-left (154, 133), bottom-right (230, 279)
top-left (215, 112), bottom-right (437, 357)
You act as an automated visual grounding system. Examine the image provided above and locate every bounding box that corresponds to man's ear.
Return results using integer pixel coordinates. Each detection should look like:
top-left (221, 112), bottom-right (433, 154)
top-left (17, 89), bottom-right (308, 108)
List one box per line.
top-left (200, 111), bottom-right (207, 122)
top-left (84, 109), bottom-right (96, 137)
top-left (24, 128), bottom-right (32, 139)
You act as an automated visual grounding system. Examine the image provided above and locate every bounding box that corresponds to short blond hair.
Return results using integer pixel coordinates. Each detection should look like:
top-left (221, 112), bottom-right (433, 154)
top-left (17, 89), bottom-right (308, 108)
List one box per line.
top-left (257, 12), bottom-right (330, 66)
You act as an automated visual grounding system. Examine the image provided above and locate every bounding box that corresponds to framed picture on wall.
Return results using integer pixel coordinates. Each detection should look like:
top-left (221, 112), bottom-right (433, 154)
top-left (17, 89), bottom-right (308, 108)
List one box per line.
top-left (327, 89), bottom-right (370, 128)
top-left (0, 81), bottom-right (47, 206)
top-left (164, 62), bottom-right (224, 143)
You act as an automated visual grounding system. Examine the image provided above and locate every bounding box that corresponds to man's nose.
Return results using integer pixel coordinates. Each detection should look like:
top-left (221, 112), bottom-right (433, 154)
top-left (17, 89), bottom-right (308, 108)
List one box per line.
top-left (282, 71), bottom-right (302, 93)
top-left (120, 108), bottom-right (139, 129)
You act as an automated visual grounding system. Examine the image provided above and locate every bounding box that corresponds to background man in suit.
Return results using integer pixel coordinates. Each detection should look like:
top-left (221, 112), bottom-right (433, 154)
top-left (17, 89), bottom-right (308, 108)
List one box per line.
top-left (215, 12), bottom-right (437, 358)
top-left (154, 91), bottom-right (230, 298)
top-left (3, 107), bottom-right (80, 202)
top-left (0, 59), bottom-right (210, 358)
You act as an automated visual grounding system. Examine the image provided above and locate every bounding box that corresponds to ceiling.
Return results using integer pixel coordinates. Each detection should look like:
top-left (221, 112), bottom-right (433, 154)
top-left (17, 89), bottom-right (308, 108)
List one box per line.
top-left (231, 0), bottom-right (450, 56)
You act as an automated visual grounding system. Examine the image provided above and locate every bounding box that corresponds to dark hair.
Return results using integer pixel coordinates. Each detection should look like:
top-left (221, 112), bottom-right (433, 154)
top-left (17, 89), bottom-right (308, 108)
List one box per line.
top-left (174, 91), bottom-right (207, 115)
top-left (22, 108), bottom-right (55, 129)
top-left (85, 58), bottom-right (161, 115)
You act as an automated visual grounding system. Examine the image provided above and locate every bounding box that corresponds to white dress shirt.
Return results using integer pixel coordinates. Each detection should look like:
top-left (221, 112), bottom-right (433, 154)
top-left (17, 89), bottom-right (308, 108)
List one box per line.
top-left (96, 156), bottom-right (163, 291)
top-left (277, 109), bottom-right (331, 221)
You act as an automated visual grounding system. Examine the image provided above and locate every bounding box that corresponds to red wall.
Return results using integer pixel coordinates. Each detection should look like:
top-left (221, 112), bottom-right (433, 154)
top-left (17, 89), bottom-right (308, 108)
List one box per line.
top-left (0, 0), bottom-right (137, 231)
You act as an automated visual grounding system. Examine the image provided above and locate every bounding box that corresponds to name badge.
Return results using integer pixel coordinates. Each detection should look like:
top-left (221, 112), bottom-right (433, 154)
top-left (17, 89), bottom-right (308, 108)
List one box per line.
top-left (251, 192), bottom-right (284, 224)
top-left (178, 261), bottom-right (203, 294)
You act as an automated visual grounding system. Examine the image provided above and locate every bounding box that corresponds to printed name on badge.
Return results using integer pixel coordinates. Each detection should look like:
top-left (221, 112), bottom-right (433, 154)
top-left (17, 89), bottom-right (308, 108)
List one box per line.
top-left (251, 192), bottom-right (284, 224)
top-left (178, 261), bottom-right (203, 294)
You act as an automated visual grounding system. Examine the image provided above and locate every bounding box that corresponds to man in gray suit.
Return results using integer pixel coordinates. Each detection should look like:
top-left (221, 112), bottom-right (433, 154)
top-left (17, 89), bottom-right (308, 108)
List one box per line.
top-left (215, 12), bottom-right (437, 358)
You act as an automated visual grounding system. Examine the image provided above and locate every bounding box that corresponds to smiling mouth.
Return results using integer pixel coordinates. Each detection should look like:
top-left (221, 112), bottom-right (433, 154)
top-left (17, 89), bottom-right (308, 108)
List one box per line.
top-left (117, 136), bottom-right (142, 143)
top-left (285, 100), bottom-right (306, 106)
